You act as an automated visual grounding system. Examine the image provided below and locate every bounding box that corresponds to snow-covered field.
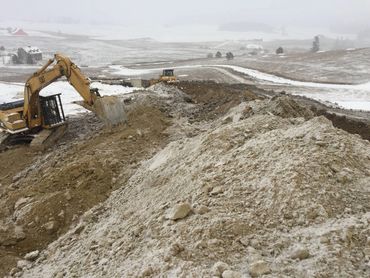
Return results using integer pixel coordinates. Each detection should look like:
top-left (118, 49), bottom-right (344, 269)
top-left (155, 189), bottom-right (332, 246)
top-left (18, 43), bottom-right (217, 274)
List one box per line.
top-left (0, 81), bottom-right (135, 115)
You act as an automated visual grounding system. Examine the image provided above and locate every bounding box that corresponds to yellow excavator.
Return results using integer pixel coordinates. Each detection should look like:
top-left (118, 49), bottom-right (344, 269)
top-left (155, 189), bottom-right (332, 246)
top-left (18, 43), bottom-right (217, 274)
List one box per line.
top-left (0, 54), bottom-right (126, 147)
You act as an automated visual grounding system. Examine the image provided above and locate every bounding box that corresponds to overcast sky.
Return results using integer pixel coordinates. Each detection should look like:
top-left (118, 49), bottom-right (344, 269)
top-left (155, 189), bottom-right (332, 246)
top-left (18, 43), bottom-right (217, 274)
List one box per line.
top-left (2, 0), bottom-right (370, 37)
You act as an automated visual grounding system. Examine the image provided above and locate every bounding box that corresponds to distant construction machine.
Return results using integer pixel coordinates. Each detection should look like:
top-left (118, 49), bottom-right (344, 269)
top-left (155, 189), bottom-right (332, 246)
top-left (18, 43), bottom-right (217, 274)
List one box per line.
top-left (0, 53), bottom-right (127, 147)
top-left (150, 69), bottom-right (177, 86)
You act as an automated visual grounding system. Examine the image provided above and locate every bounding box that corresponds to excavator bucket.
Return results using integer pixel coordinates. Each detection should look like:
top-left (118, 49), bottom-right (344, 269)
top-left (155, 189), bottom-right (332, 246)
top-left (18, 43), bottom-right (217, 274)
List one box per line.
top-left (92, 96), bottom-right (127, 126)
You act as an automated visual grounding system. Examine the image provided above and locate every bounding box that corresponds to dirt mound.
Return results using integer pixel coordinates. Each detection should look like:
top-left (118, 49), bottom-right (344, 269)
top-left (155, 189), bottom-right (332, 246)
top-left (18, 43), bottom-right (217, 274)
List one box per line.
top-left (0, 83), bottom-right (206, 276)
top-left (18, 103), bottom-right (370, 277)
top-left (1, 84), bottom-right (369, 277)
top-left (249, 95), bottom-right (315, 119)
top-left (0, 104), bottom-right (170, 276)
top-left (221, 96), bottom-right (314, 125)
top-left (175, 81), bottom-right (260, 122)
top-left (315, 109), bottom-right (370, 141)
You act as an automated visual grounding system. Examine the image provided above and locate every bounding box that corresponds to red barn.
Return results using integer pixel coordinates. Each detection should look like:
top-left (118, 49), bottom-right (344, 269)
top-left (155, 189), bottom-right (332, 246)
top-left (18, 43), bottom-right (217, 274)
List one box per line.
top-left (12, 28), bottom-right (28, 36)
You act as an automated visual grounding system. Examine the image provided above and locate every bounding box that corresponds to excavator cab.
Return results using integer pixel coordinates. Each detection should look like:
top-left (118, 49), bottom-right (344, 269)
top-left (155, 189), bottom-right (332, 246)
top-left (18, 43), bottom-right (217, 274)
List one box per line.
top-left (162, 69), bottom-right (174, 77)
top-left (40, 94), bottom-right (65, 128)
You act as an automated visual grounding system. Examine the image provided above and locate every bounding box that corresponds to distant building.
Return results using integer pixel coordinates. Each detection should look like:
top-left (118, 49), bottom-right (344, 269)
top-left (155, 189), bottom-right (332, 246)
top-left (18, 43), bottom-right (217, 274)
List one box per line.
top-left (16, 46), bottom-right (42, 64)
top-left (11, 28), bottom-right (28, 36)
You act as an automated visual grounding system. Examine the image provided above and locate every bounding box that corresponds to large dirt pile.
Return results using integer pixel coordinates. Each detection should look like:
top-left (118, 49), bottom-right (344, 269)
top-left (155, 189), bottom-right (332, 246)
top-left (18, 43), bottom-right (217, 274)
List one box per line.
top-left (17, 96), bottom-right (370, 277)
top-left (0, 96), bottom-right (174, 276)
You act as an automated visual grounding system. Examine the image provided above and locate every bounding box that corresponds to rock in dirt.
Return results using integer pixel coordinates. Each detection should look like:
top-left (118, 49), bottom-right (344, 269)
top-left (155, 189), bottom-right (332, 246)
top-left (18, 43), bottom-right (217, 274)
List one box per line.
top-left (43, 221), bottom-right (57, 234)
top-left (248, 260), bottom-right (271, 277)
top-left (17, 260), bottom-right (30, 269)
top-left (166, 202), bottom-right (192, 220)
top-left (24, 250), bottom-right (40, 261)
top-left (212, 261), bottom-right (230, 277)
top-left (14, 226), bottom-right (26, 241)
top-left (290, 246), bottom-right (310, 260)
top-left (210, 186), bottom-right (224, 195)
top-left (222, 270), bottom-right (242, 278)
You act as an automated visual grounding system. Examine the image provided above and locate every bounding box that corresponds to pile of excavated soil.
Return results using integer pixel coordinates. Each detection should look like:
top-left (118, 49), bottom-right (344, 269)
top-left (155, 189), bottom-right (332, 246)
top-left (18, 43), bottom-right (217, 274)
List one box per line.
top-left (175, 81), bottom-right (260, 122)
top-left (1, 82), bottom-right (221, 277)
top-left (15, 95), bottom-right (370, 277)
top-left (315, 109), bottom-right (370, 141)
top-left (0, 102), bottom-right (171, 276)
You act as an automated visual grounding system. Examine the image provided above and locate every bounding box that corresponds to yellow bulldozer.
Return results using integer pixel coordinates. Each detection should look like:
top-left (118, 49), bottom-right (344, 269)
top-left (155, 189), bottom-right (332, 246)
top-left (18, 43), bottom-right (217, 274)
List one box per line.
top-left (149, 69), bottom-right (177, 86)
top-left (0, 53), bottom-right (127, 147)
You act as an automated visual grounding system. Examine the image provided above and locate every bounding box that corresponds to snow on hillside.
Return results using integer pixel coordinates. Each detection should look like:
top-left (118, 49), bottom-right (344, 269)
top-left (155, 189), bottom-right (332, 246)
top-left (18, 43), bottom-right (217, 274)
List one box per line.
top-left (217, 65), bottom-right (370, 111)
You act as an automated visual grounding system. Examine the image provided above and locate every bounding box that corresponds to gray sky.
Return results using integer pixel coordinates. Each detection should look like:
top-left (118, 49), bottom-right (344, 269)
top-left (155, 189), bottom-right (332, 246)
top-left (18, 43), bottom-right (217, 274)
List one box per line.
top-left (2, 0), bottom-right (370, 33)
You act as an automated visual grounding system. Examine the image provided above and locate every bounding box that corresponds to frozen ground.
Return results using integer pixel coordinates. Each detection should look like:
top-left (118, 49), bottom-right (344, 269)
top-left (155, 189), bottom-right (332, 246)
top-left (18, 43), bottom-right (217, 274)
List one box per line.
top-left (0, 81), bottom-right (135, 115)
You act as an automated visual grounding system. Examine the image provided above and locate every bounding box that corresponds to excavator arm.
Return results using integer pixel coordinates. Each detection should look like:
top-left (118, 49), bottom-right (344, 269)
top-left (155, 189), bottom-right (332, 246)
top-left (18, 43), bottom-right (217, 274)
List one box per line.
top-left (24, 54), bottom-right (100, 128)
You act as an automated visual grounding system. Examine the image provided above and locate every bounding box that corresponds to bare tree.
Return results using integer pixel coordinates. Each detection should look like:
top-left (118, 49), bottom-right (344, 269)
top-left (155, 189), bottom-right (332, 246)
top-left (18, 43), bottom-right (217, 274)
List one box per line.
top-left (215, 51), bottom-right (222, 58)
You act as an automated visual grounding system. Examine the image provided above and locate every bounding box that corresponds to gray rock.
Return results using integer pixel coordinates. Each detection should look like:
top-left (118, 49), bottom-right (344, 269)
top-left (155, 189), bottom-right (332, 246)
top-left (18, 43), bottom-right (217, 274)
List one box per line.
top-left (166, 203), bottom-right (192, 220)
top-left (212, 261), bottom-right (230, 277)
top-left (14, 226), bottom-right (26, 241)
top-left (290, 247), bottom-right (310, 260)
top-left (17, 260), bottom-right (30, 269)
top-left (222, 270), bottom-right (242, 278)
top-left (43, 221), bottom-right (57, 234)
top-left (24, 250), bottom-right (40, 261)
top-left (249, 260), bottom-right (270, 277)
top-left (210, 186), bottom-right (224, 195)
